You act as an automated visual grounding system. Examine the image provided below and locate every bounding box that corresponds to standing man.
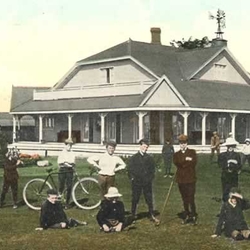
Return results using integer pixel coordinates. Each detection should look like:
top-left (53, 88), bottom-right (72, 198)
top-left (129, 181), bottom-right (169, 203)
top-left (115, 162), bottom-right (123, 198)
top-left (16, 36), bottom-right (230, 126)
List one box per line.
top-left (210, 131), bottom-right (220, 162)
top-left (241, 138), bottom-right (250, 168)
top-left (173, 134), bottom-right (198, 224)
top-left (57, 138), bottom-right (76, 209)
top-left (0, 148), bottom-right (21, 209)
top-left (128, 139), bottom-right (159, 223)
top-left (162, 138), bottom-right (175, 178)
top-left (87, 141), bottom-right (126, 198)
top-left (218, 137), bottom-right (241, 202)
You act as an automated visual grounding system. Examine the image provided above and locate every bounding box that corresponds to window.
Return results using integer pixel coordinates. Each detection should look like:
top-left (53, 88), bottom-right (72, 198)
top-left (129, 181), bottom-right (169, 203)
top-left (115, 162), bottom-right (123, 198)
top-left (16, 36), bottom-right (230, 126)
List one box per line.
top-left (214, 63), bottom-right (226, 80)
top-left (100, 67), bottom-right (113, 84)
top-left (44, 117), bottom-right (55, 128)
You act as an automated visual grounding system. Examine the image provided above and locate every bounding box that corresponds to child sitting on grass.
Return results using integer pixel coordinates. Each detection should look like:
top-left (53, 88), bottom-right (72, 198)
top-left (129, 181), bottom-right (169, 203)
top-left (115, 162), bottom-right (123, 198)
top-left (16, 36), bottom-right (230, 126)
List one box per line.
top-left (211, 189), bottom-right (250, 240)
top-left (0, 148), bottom-right (21, 209)
top-left (97, 187), bottom-right (125, 232)
top-left (36, 189), bottom-right (87, 230)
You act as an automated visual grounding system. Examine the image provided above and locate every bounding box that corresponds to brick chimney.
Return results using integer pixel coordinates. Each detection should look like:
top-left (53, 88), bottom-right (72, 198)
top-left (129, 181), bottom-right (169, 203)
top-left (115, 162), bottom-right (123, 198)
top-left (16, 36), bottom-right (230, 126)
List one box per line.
top-left (150, 27), bottom-right (161, 45)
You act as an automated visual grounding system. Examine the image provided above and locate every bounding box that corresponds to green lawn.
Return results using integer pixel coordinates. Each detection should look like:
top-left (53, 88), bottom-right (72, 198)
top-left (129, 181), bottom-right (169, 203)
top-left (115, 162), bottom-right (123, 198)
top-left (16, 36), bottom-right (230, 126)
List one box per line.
top-left (1, 155), bottom-right (250, 250)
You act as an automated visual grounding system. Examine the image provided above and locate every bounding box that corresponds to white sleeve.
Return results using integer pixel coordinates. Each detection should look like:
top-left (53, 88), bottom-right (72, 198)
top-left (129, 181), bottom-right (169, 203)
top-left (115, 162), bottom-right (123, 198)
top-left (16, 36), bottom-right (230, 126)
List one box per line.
top-left (114, 157), bottom-right (126, 172)
top-left (87, 155), bottom-right (100, 166)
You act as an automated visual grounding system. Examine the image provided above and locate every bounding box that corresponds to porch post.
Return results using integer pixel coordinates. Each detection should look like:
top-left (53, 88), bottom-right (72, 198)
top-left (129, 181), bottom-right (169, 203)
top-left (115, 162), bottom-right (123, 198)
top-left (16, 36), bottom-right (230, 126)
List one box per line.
top-left (179, 111), bottom-right (190, 136)
top-left (99, 113), bottom-right (108, 144)
top-left (39, 115), bottom-right (43, 142)
top-left (200, 112), bottom-right (208, 146)
top-left (230, 113), bottom-right (237, 139)
top-left (136, 111), bottom-right (147, 141)
top-left (12, 116), bottom-right (17, 143)
top-left (67, 114), bottom-right (74, 140)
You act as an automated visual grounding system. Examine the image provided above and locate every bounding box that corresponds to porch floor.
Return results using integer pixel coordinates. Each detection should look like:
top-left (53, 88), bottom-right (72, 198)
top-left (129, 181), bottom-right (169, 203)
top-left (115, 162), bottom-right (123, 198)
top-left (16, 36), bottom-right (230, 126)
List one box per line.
top-left (8, 141), bottom-right (236, 158)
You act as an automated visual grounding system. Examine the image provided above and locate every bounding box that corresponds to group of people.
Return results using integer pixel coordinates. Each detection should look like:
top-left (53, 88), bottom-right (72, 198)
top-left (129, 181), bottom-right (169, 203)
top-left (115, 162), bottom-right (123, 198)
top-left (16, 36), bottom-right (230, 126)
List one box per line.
top-left (209, 131), bottom-right (250, 240)
top-left (210, 131), bottom-right (250, 168)
top-left (2, 131), bottom-right (250, 241)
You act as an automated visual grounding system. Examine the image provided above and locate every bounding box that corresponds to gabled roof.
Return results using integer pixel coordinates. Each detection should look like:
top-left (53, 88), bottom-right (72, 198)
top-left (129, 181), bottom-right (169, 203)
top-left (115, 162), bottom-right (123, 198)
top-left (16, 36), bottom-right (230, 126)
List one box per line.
top-left (10, 38), bottom-right (250, 114)
top-left (77, 40), bottom-right (226, 83)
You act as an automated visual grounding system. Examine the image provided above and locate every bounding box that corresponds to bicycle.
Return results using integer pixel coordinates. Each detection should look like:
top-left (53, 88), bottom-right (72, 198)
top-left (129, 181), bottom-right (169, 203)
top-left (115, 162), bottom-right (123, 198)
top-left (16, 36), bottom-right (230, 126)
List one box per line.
top-left (22, 167), bottom-right (101, 211)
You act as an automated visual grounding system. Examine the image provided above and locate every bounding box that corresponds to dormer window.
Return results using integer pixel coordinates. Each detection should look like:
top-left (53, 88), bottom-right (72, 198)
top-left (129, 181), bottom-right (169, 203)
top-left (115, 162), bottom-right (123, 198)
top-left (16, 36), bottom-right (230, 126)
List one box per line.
top-left (100, 67), bottom-right (113, 84)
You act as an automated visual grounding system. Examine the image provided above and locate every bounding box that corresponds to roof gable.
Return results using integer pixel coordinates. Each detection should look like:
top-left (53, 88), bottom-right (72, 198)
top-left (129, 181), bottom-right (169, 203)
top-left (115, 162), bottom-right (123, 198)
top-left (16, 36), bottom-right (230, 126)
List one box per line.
top-left (140, 76), bottom-right (188, 107)
top-left (190, 48), bottom-right (250, 85)
top-left (177, 46), bottom-right (224, 80)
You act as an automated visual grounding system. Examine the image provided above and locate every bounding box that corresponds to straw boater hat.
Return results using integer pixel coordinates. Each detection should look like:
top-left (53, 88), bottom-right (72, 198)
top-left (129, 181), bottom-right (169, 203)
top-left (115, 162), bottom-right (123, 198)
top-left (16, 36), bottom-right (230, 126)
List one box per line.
top-left (222, 137), bottom-right (239, 146)
top-left (245, 138), bottom-right (250, 143)
top-left (104, 187), bottom-right (122, 198)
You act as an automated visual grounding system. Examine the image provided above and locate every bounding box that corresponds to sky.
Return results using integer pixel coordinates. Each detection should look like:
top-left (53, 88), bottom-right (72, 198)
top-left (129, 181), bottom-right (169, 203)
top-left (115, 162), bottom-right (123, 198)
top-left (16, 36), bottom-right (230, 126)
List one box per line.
top-left (1, 0), bottom-right (250, 112)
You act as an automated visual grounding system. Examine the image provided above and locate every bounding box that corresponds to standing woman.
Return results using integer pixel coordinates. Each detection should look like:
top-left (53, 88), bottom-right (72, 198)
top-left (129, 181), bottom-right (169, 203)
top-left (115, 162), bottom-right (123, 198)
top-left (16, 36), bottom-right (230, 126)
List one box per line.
top-left (218, 137), bottom-right (241, 202)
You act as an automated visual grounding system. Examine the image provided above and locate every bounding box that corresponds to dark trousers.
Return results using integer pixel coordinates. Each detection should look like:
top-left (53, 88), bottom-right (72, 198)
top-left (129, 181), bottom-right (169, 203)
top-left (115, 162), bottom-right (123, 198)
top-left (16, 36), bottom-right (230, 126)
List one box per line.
top-left (98, 174), bottom-right (115, 198)
top-left (221, 173), bottom-right (238, 202)
top-left (178, 182), bottom-right (196, 217)
top-left (1, 179), bottom-right (18, 205)
top-left (58, 168), bottom-right (73, 204)
top-left (242, 154), bottom-right (250, 167)
top-left (131, 181), bottom-right (154, 216)
top-left (164, 157), bottom-right (172, 175)
top-left (210, 148), bottom-right (220, 161)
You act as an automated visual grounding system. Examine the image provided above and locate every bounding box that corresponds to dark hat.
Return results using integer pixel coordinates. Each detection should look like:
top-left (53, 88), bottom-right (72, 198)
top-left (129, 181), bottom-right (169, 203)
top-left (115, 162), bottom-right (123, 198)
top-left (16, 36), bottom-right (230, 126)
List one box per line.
top-left (139, 138), bottom-right (150, 146)
top-left (47, 189), bottom-right (58, 196)
top-left (178, 134), bottom-right (188, 142)
top-left (106, 141), bottom-right (117, 148)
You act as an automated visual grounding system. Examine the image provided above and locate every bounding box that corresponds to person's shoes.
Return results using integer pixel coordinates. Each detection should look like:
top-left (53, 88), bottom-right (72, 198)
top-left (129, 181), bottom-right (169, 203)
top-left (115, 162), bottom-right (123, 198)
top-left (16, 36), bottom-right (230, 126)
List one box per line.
top-left (234, 234), bottom-right (245, 241)
top-left (164, 175), bottom-right (168, 178)
top-left (131, 215), bottom-right (137, 224)
top-left (181, 216), bottom-right (189, 224)
top-left (168, 174), bottom-right (173, 178)
top-left (150, 215), bottom-right (160, 223)
top-left (191, 215), bottom-right (198, 225)
top-left (13, 205), bottom-right (18, 209)
top-left (77, 221), bottom-right (88, 226)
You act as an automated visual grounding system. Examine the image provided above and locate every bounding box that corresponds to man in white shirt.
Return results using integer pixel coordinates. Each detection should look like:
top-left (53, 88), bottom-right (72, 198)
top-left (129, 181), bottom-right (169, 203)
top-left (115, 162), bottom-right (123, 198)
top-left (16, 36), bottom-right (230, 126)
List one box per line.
top-left (57, 138), bottom-right (76, 209)
top-left (87, 141), bottom-right (126, 197)
top-left (241, 138), bottom-right (250, 168)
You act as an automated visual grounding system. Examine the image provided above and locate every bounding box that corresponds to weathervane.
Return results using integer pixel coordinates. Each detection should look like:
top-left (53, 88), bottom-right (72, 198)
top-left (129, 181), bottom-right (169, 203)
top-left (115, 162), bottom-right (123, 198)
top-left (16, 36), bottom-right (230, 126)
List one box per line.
top-left (209, 9), bottom-right (226, 39)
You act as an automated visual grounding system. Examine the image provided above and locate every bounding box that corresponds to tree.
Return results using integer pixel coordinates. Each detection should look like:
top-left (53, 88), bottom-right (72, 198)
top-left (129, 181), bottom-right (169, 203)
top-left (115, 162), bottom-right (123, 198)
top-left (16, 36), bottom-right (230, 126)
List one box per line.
top-left (170, 36), bottom-right (211, 49)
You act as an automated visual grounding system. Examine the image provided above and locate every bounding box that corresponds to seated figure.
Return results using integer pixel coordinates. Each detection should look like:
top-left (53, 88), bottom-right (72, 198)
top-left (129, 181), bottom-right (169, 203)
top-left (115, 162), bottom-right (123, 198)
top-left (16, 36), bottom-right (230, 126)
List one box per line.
top-left (97, 187), bottom-right (125, 232)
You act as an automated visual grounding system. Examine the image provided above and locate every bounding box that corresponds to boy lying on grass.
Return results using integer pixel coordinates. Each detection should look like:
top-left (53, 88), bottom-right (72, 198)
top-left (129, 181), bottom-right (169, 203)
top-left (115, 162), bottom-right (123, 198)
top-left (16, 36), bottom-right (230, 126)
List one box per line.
top-left (211, 189), bottom-right (250, 240)
top-left (36, 189), bottom-right (87, 230)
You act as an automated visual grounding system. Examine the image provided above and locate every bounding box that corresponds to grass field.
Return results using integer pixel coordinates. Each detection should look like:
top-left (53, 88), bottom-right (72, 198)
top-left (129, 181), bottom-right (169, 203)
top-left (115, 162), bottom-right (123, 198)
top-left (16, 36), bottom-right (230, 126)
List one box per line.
top-left (1, 155), bottom-right (250, 250)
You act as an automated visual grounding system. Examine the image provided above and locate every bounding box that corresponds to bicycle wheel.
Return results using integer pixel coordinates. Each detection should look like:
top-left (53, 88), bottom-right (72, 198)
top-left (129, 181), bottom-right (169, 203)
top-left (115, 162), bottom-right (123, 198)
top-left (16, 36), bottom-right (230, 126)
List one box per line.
top-left (72, 177), bottom-right (101, 210)
top-left (23, 178), bottom-right (52, 210)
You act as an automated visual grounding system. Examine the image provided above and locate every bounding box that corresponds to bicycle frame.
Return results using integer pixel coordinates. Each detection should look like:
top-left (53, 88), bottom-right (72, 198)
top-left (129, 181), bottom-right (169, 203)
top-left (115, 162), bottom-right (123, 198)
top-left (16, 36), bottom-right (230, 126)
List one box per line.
top-left (40, 168), bottom-right (88, 195)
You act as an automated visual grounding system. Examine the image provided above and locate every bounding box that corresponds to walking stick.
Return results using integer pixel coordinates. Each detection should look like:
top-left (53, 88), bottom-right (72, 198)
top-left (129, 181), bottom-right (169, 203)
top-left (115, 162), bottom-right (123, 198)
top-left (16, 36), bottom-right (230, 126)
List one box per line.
top-left (155, 172), bottom-right (176, 226)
